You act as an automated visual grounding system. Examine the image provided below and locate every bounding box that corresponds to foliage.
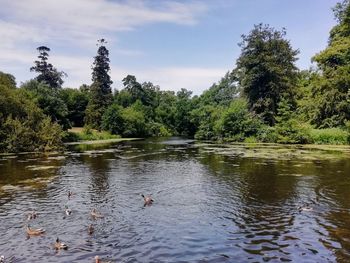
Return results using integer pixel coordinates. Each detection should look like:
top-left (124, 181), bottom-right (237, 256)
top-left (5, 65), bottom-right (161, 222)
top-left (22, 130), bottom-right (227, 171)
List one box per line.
top-left (192, 105), bottom-right (222, 140)
top-left (199, 71), bottom-right (239, 107)
top-left (64, 126), bottom-right (119, 142)
top-left (30, 46), bottom-right (66, 88)
top-left (85, 39), bottom-right (113, 129)
top-left (101, 104), bottom-right (124, 135)
top-left (21, 80), bottom-right (70, 129)
top-left (236, 24), bottom-right (299, 125)
top-left (60, 88), bottom-right (89, 127)
top-left (0, 82), bottom-right (63, 152)
top-left (120, 107), bottom-right (146, 137)
top-left (0, 71), bottom-right (16, 88)
top-left (310, 1), bottom-right (350, 128)
top-left (309, 128), bottom-right (349, 145)
top-left (214, 99), bottom-right (262, 141)
top-left (174, 88), bottom-right (196, 136)
top-left (275, 98), bottom-right (311, 144)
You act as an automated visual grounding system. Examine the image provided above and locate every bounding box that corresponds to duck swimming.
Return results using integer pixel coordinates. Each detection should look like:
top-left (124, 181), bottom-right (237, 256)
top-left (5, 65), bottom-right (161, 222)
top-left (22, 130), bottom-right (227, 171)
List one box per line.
top-left (26, 224), bottom-right (45, 236)
top-left (65, 206), bottom-right (72, 216)
top-left (91, 208), bottom-right (104, 218)
top-left (54, 238), bottom-right (68, 250)
top-left (141, 194), bottom-right (154, 206)
top-left (27, 211), bottom-right (37, 220)
top-left (88, 224), bottom-right (94, 235)
top-left (95, 255), bottom-right (112, 263)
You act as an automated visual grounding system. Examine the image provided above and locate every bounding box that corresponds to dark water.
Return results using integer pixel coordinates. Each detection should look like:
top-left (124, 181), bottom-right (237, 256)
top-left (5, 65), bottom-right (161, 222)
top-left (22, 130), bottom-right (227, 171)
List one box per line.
top-left (1, 138), bottom-right (350, 262)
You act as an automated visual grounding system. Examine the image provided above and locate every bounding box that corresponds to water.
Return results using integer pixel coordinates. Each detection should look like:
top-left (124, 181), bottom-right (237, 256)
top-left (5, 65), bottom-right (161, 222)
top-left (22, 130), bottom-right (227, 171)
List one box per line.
top-left (1, 138), bottom-right (350, 262)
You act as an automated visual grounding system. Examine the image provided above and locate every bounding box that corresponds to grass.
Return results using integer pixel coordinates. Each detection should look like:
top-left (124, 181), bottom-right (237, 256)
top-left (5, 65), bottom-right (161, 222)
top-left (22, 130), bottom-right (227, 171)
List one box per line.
top-left (309, 128), bottom-right (349, 145)
top-left (63, 126), bottom-right (120, 142)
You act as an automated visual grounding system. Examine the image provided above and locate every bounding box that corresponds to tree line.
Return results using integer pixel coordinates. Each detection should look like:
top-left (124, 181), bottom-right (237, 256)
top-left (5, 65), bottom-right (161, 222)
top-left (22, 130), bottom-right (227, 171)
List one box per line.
top-left (0, 0), bottom-right (349, 152)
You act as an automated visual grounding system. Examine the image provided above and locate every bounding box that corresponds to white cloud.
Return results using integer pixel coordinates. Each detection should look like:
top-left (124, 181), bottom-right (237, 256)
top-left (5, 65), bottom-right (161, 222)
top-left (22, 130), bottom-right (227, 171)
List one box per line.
top-left (0, 0), bottom-right (213, 92)
top-left (0, 0), bottom-right (206, 47)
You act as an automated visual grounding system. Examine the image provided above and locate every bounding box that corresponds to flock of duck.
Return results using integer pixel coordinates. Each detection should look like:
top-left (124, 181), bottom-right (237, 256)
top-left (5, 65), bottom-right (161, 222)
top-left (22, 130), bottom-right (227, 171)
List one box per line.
top-left (1, 191), bottom-right (154, 263)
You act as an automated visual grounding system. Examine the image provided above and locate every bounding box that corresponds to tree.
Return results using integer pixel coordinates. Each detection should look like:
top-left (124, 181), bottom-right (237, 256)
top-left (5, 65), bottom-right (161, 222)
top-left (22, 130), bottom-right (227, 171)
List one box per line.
top-left (21, 80), bottom-right (70, 129)
top-left (214, 99), bottom-right (262, 141)
top-left (310, 0), bottom-right (350, 127)
top-left (30, 46), bottom-right (66, 88)
top-left (0, 71), bottom-right (16, 88)
top-left (0, 83), bottom-right (63, 152)
top-left (85, 39), bottom-right (113, 129)
top-left (236, 24), bottom-right (299, 125)
top-left (174, 88), bottom-right (196, 136)
top-left (101, 104), bottom-right (124, 135)
top-left (60, 88), bottom-right (89, 127)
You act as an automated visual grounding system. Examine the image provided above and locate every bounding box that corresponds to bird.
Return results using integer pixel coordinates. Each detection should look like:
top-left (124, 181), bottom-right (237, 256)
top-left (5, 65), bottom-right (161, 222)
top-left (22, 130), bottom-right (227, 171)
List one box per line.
top-left (141, 194), bottom-right (154, 206)
top-left (26, 224), bottom-right (45, 236)
top-left (91, 208), bottom-right (104, 219)
top-left (298, 206), bottom-right (313, 212)
top-left (65, 206), bottom-right (72, 216)
top-left (0, 255), bottom-right (4, 263)
top-left (88, 224), bottom-right (94, 235)
top-left (54, 238), bottom-right (68, 250)
top-left (68, 191), bottom-right (73, 199)
top-left (95, 255), bottom-right (112, 263)
top-left (27, 211), bottom-right (37, 220)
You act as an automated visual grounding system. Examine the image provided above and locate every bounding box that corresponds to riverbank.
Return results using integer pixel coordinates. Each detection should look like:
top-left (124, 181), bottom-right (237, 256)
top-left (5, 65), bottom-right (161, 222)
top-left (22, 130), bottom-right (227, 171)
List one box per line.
top-left (65, 138), bottom-right (141, 145)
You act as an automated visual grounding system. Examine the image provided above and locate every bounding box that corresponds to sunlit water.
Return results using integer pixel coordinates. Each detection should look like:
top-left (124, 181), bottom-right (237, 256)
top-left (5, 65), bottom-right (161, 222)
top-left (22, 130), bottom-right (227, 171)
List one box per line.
top-left (1, 138), bottom-right (350, 262)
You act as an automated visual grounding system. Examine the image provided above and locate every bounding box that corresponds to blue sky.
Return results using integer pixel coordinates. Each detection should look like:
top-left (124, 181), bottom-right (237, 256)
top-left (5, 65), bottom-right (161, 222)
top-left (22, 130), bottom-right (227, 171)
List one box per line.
top-left (0, 0), bottom-right (337, 94)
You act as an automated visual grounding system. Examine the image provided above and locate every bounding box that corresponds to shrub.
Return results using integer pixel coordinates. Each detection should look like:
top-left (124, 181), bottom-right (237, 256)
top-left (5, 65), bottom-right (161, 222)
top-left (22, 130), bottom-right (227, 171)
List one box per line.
top-left (309, 128), bottom-right (349, 144)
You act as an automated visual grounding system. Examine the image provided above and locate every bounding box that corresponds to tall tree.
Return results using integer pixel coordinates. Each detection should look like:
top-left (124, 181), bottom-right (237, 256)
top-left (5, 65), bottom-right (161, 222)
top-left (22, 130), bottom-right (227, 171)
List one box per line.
top-left (236, 24), bottom-right (299, 125)
top-left (30, 46), bottom-right (66, 88)
top-left (310, 0), bottom-right (350, 127)
top-left (85, 39), bottom-right (113, 129)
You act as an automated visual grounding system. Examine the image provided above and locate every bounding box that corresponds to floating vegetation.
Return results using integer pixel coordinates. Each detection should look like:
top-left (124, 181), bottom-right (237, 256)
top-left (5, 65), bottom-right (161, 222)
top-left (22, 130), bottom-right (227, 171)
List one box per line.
top-left (196, 143), bottom-right (350, 161)
top-left (47, 156), bottom-right (66, 160)
top-left (26, 165), bottom-right (58, 171)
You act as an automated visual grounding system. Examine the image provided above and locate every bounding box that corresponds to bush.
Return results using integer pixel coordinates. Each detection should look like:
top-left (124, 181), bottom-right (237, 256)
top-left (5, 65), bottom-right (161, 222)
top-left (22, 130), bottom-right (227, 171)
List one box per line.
top-left (0, 83), bottom-right (63, 153)
top-left (256, 126), bottom-right (278, 143)
top-left (214, 99), bottom-right (262, 141)
top-left (309, 128), bottom-right (349, 144)
top-left (275, 119), bottom-right (312, 144)
top-left (146, 122), bottom-right (172, 137)
top-left (101, 104), bottom-right (124, 135)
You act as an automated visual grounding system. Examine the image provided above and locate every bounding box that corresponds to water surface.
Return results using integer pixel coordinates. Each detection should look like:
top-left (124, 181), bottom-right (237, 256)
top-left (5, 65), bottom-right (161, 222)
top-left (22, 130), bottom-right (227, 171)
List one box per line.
top-left (1, 138), bottom-right (350, 262)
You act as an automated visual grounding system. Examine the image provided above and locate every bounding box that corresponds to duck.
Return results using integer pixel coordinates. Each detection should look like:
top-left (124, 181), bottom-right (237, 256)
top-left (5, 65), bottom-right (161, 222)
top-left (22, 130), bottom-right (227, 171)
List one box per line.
top-left (68, 191), bottom-right (73, 199)
top-left (298, 206), bottom-right (313, 212)
top-left (54, 238), bottom-right (68, 250)
top-left (91, 208), bottom-right (104, 219)
top-left (0, 255), bottom-right (4, 263)
top-left (27, 211), bottom-right (37, 220)
top-left (95, 255), bottom-right (112, 263)
top-left (26, 224), bottom-right (45, 236)
top-left (141, 194), bottom-right (154, 206)
top-left (65, 206), bottom-right (72, 216)
top-left (88, 224), bottom-right (94, 235)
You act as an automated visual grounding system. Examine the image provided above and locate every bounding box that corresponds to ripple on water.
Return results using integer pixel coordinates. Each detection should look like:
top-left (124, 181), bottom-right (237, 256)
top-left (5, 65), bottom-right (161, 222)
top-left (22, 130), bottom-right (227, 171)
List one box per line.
top-left (0, 139), bottom-right (350, 262)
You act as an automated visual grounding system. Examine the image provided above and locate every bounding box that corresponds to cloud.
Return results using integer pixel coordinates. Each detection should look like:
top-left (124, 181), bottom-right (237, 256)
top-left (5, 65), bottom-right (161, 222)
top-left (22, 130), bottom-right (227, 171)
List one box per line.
top-left (0, 0), bottom-right (212, 92)
top-left (0, 0), bottom-right (206, 47)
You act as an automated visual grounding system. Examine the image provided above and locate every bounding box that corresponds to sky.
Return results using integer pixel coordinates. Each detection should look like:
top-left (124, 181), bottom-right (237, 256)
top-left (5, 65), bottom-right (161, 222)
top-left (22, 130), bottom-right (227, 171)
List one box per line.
top-left (0, 0), bottom-right (338, 95)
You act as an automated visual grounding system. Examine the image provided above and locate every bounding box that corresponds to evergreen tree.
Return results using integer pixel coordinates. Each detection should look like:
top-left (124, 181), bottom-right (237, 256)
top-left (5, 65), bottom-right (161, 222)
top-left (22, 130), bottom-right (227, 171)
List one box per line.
top-left (30, 46), bottom-right (66, 88)
top-left (236, 24), bottom-right (299, 125)
top-left (85, 39), bottom-right (113, 129)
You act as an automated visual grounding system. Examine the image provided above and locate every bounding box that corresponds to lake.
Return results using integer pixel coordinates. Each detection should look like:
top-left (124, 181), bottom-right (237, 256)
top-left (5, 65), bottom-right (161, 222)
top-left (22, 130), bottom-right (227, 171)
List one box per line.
top-left (1, 138), bottom-right (350, 262)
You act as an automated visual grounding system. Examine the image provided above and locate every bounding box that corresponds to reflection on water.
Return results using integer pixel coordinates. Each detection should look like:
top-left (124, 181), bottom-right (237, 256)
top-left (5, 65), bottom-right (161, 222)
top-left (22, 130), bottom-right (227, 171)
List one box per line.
top-left (1, 138), bottom-right (350, 262)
